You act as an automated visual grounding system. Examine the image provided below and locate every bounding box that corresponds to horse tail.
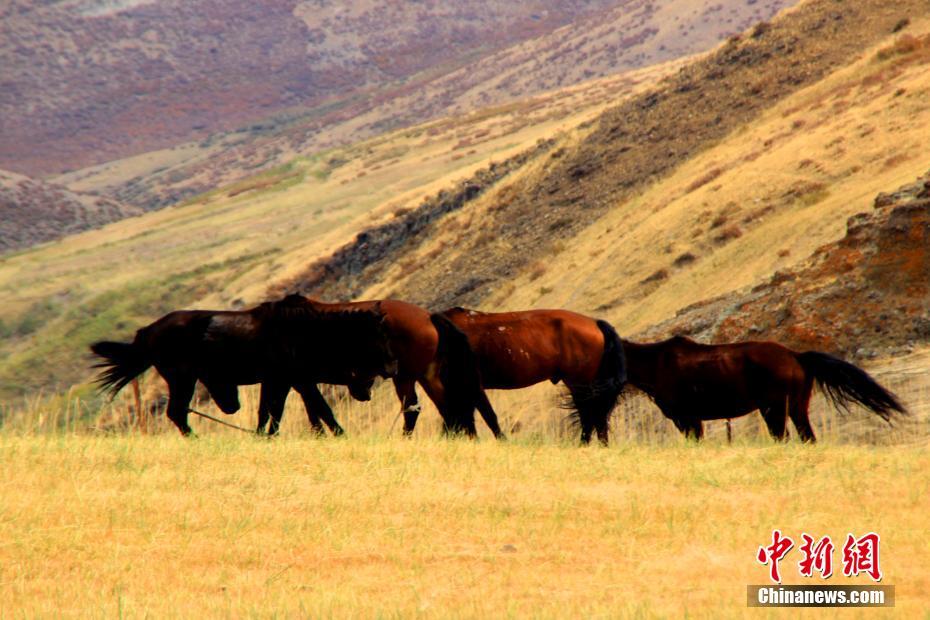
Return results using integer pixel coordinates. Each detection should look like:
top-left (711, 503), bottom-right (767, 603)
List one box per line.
top-left (565, 320), bottom-right (627, 437)
top-left (595, 320), bottom-right (627, 400)
top-left (89, 331), bottom-right (153, 397)
top-left (796, 351), bottom-right (906, 423)
top-left (429, 312), bottom-right (481, 434)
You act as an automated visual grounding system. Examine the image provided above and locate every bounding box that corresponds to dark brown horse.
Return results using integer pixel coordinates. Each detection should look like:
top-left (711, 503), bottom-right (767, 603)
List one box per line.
top-left (420, 307), bottom-right (628, 444)
top-left (260, 297), bottom-right (484, 437)
top-left (622, 336), bottom-right (906, 442)
top-left (90, 296), bottom-right (396, 436)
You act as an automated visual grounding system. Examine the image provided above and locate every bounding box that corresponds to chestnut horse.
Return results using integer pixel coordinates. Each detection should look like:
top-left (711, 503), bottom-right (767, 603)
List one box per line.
top-left (420, 307), bottom-right (628, 444)
top-left (622, 336), bottom-right (906, 442)
top-left (90, 296), bottom-right (396, 436)
top-left (259, 297), bottom-right (485, 437)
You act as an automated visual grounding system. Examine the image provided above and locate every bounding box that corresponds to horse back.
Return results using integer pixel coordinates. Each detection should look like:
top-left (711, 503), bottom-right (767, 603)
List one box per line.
top-left (443, 307), bottom-right (604, 388)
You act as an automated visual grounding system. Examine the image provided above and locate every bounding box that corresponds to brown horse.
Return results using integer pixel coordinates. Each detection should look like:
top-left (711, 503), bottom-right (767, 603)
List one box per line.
top-left (260, 297), bottom-right (485, 437)
top-left (90, 296), bottom-right (396, 436)
top-left (622, 336), bottom-right (906, 442)
top-left (420, 307), bottom-right (628, 444)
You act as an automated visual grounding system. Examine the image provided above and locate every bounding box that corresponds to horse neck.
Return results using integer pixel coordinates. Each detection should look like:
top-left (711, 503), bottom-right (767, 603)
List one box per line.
top-left (622, 340), bottom-right (661, 396)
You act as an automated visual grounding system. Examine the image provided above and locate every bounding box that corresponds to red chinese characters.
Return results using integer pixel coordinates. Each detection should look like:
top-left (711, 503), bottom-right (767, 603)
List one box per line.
top-left (757, 529), bottom-right (794, 583)
top-left (842, 532), bottom-right (883, 582)
top-left (798, 533), bottom-right (834, 578)
top-left (757, 531), bottom-right (884, 583)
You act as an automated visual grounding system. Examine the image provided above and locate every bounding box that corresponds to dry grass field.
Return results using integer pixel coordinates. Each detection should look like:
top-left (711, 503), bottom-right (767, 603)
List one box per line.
top-left (1, 433), bottom-right (927, 617)
top-left (1, 348), bottom-right (926, 616)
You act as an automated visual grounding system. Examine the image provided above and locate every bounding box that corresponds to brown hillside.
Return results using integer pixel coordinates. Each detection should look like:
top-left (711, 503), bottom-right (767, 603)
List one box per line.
top-left (280, 0), bottom-right (927, 309)
top-left (639, 171), bottom-right (930, 359)
top-left (30, 1), bottom-right (795, 212)
top-left (0, 170), bottom-right (139, 255)
top-left (0, 0), bottom-right (618, 176)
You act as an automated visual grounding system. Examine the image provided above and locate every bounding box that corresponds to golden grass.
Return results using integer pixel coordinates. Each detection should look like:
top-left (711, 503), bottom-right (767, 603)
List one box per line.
top-left (0, 433), bottom-right (927, 617)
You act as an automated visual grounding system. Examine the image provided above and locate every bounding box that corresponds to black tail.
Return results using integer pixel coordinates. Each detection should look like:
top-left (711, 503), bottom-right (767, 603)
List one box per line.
top-left (796, 351), bottom-right (906, 423)
top-left (565, 320), bottom-right (628, 440)
top-left (595, 319), bottom-right (627, 400)
top-left (430, 313), bottom-right (482, 435)
top-left (89, 334), bottom-right (152, 397)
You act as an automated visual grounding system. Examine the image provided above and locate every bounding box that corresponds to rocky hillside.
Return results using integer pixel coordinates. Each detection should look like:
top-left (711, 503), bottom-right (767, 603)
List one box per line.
top-left (640, 172), bottom-right (930, 359)
top-left (279, 0), bottom-right (926, 311)
top-left (0, 170), bottom-right (139, 254)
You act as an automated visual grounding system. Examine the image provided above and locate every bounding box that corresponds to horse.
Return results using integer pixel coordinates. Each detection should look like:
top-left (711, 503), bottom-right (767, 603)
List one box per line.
top-left (421, 307), bottom-right (628, 444)
top-left (621, 336), bottom-right (906, 442)
top-left (90, 295), bottom-right (396, 436)
top-left (257, 296), bottom-right (486, 437)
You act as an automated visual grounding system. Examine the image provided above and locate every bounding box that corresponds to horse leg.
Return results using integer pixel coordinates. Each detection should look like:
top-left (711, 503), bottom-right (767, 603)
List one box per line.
top-left (684, 419), bottom-right (704, 441)
top-left (259, 381), bottom-right (290, 437)
top-left (394, 379), bottom-right (421, 436)
top-left (761, 401), bottom-right (789, 442)
top-left (476, 390), bottom-right (506, 440)
top-left (256, 384), bottom-right (271, 434)
top-left (165, 375), bottom-right (196, 436)
top-left (670, 415), bottom-right (702, 441)
top-left (568, 386), bottom-right (596, 445)
top-left (420, 377), bottom-right (476, 438)
top-left (788, 379), bottom-right (817, 444)
top-left (289, 383), bottom-right (324, 435)
top-left (297, 384), bottom-right (345, 437)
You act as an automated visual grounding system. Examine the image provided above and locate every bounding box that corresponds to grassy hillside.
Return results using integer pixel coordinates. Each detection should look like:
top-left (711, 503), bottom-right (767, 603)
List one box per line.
top-left (326, 0), bottom-right (928, 314)
top-left (1, 435), bottom-right (927, 616)
top-left (479, 22), bottom-right (930, 332)
top-left (0, 66), bottom-right (671, 401)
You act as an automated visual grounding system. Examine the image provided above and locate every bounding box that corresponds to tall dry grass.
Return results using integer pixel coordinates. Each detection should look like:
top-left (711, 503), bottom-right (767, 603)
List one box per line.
top-left (2, 349), bottom-right (926, 448)
top-left (1, 352), bottom-right (926, 617)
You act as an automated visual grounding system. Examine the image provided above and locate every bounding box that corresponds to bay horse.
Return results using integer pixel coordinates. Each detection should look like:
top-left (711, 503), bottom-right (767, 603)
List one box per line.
top-left (622, 336), bottom-right (906, 442)
top-left (90, 295), bottom-right (396, 436)
top-left (258, 296), bottom-right (486, 437)
top-left (422, 307), bottom-right (628, 444)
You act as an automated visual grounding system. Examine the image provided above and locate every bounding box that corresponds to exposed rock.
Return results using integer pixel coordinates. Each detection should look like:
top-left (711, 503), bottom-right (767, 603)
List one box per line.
top-left (639, 171), bottom-right (930, 360)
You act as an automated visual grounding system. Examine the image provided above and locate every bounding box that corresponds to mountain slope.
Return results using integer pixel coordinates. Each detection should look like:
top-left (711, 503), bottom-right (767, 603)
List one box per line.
top-left (282, 0), bottom-right (928, 311)
top-left (0, 169), bottom-right (139, 254)
top-left (0, 68), bottom-right (667, 399)
top-left (7, 0), bottom-right (795, 211)
top-left (0, 0), bottom-right (617, 176)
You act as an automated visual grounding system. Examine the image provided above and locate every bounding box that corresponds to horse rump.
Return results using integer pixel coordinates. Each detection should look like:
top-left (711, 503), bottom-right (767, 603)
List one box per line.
top-left (429, 312), bottom-right (482, 434)
top-left (796, 351), bottom-right (906, 422)
top-left (89, 337), bottom-right (152, 397)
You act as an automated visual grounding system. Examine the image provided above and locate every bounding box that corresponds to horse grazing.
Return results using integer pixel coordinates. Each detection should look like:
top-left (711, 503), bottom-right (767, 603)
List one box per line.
top-left (90, 295), bottom-right (395, 436)
top-left (622, 336), bottom-right (906, 442)
top-left (257, 297), bottom-right (484, 437)
top-left (423, 307), bottom-right (628, 444)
